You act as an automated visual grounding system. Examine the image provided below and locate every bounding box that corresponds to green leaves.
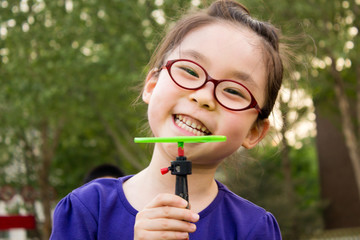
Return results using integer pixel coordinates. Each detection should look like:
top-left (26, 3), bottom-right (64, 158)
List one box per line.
top-left (0, 0), bottom-right (160, 204)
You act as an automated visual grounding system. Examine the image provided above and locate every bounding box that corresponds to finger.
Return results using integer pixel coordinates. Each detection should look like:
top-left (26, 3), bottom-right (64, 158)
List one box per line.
top-left (145, 193), bottom-right (189, 209)
top-left (154, 218), bottom-right (196, 232)
top-left (187, 202), bottom-right (192, 210)
top-left (135, 230), bottom-right (189, 240)
top-left (143, 218), bottom-right (196, 232)
top-left (138, 206), bottom-right (199, 223)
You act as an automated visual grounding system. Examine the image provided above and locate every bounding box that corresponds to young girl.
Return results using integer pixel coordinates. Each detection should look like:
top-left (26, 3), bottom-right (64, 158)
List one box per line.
top-left (51, 0), bottom-right (285, 239)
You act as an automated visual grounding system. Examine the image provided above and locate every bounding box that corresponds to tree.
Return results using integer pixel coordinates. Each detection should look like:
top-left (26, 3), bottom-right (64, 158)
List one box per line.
top-left (240, 0), bottom-right (360, 229)
top-left (0, 0), bottom-right (165, 238)
top-left (298, 0), bottom-right (360, 228)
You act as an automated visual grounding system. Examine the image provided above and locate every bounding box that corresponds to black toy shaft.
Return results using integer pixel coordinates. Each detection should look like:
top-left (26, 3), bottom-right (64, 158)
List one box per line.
top-left (170, 155), bottom-right (191, 204)
top-left (175, 175), bottom-right (189, 201)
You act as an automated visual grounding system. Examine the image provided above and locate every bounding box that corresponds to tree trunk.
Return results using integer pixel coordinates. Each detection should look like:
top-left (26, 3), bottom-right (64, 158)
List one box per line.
top-left (21, 131), bottom-right (42, 239)
top-left (330, 57), bottom-right (360, 202)
top-left (279, 100), bottom-right (295, 201)
top-left (315, 108), bottom-right (360, 228)
top-left (356, 65), bottom-right (360, 144)
top-left (38, 120), bottom-right (63, 240)
top-left (279, 95), bottom-right (299, 239)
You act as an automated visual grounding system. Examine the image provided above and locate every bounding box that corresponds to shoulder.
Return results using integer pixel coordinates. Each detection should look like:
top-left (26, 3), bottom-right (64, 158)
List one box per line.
top-left (51, 176), bottom-right (134, 239)
top-left (216, 181), bottom-right (282, 239)
top-left (73, 177), bottom-right (122, 198)
top-left (217, 180), bottom-right (267, 218)
top-left (56, 176), bottom-right (130, 216)
top-left (70, 176), bottom-right (132, 207)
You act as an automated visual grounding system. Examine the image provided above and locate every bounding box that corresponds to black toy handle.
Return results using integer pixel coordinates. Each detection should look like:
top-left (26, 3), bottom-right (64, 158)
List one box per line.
top-left (175, 175), bottom-right (189, 202)
top-left (167, 156), bottom-right (192, 204)
top-left (160, 155), bottom-right (192, 206)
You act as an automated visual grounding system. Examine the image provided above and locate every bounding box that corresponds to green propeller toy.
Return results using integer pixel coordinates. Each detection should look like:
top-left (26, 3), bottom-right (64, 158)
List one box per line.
top-left (134, 136), bottom-right (226, 202)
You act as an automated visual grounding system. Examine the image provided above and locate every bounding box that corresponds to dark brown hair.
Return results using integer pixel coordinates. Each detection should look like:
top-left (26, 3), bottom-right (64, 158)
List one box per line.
top-left (148, 0), bottom-right (284, 120)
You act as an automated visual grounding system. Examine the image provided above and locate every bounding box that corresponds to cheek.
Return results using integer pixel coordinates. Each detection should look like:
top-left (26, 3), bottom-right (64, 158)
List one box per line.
top-left (146, 79), bottom-right (179, 132)
top-left (218, 114), bottom-right (256, 147)
top-left (189, 140), bottom-right (243, 166)
top-left (147, 95), bottom-right (167, 134)
top-left (149, 77), bottom-right (179, 103)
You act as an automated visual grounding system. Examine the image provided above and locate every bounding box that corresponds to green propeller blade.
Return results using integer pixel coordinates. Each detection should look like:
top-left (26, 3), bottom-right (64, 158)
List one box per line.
top-left (134, 135), bottom-right (226, 143)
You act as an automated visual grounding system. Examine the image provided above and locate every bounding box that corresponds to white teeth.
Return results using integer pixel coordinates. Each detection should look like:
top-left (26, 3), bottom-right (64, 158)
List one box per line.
top-left (186, 125), bottom-right (192, 132)
top-left (175, 114), bottom-right (210, 136)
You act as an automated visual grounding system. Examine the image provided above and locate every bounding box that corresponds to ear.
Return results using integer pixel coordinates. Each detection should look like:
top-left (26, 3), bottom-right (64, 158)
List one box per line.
top-left (142, 68), bottom-right (159, 104)
top-left (242, 119), bottom-right (270, 149)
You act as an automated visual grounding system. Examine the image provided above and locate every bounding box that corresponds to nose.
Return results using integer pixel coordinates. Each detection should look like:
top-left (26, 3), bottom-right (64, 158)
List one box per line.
top-left (188, 82), bottom-right (216, 110)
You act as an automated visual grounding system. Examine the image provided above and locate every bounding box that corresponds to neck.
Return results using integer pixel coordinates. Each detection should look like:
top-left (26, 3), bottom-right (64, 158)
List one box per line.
top-left (145, 155), bottom-right (218, 196)
top-left (123, 145), bottom-right (220, 212)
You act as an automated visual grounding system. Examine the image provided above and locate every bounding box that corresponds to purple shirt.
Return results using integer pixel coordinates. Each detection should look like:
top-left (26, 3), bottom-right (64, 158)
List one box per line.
top-left (50, 176), bottom-right (281, 239)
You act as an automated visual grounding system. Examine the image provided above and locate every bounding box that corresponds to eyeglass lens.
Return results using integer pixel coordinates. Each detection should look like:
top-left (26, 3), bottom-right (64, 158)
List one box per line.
top-left (169, 60), bottom-right (253, 110)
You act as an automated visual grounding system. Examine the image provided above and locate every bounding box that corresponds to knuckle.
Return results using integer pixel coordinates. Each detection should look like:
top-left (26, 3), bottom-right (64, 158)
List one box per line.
top-left (153, 194), bottom-right (165, 204)
top-left (182, 210), bottom-right (192, 221)
top-left (159, 231), bottom-right (169, 239)
top-left (160, 219), bottom-right (169, 229)
top-left (162, 206), bottom-right (171, 217)
top-left (135, 211), bottom-right (145, 220)
top-left (135, 231), bottom-right (147, 240)
top-left (156, 193), bottom-right (166, 200)
top-left (134, 216), bottom-right (147, 231)
top-left (158, 193), bottom-right (172, 202)
top-left (133, 221), bottom-right (143, 232)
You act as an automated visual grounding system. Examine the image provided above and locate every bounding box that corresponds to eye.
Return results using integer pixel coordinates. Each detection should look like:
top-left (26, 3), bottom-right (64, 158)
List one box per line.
top-left (224, 88), bottom-right (247, 98)
top-left (180, 66), bottom-right (199, 78)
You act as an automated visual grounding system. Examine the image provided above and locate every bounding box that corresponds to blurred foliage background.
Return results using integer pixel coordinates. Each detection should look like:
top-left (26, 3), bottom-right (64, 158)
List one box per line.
top-left (0, 0), bottom-right (359, 239)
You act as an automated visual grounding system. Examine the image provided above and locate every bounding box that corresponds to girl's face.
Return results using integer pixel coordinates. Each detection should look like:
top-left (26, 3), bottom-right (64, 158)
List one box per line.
top-left (143, 22), bottom-right (269, 167)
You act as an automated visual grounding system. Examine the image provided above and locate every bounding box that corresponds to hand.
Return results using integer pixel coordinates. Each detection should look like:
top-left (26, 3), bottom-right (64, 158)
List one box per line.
top-left (134, 193), bottom-right (200, 240)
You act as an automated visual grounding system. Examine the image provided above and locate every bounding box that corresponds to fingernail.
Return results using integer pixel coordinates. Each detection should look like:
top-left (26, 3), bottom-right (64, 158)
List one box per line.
top-left (192, 213), bottom-right (199, 221)
top-left (179, 232), bottom-right (189, 239)
top-left (190, 223), bottom-right (197, 231)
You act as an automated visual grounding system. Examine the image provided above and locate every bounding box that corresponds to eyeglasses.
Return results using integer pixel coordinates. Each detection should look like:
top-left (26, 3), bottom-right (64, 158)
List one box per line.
top-left (159, 59), bottom-right (262, 115)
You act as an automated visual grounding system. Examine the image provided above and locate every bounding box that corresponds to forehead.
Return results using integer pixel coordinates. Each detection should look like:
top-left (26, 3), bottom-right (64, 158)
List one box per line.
top-left (176, 22), bottom-right (264, 63)
top-left (167, 22), bottom-right (267, 104)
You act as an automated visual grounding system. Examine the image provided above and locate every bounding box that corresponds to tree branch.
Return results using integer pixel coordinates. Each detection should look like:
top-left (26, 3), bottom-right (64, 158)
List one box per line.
top-left (116, 121), bottom-right (149, 163)
top-left (99, 114), bottom-right (144, 171)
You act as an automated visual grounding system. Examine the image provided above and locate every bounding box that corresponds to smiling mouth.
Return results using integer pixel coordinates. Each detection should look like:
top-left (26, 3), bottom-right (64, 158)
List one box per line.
top-left (174, 114), bottom-right (211, 136)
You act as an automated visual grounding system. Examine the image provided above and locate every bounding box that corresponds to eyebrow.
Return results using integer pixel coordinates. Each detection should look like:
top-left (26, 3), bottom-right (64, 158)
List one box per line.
top-left (179, 49), bottom-right (259, 89)
top-left (179, 49), bottom-right (208, 63)
top-left (230, 70), bottom-right (258, 89)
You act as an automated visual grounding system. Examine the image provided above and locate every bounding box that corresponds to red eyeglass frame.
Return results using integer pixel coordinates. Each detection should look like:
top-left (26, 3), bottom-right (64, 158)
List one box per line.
top-left (159, 59), bottom-right (262, 115)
